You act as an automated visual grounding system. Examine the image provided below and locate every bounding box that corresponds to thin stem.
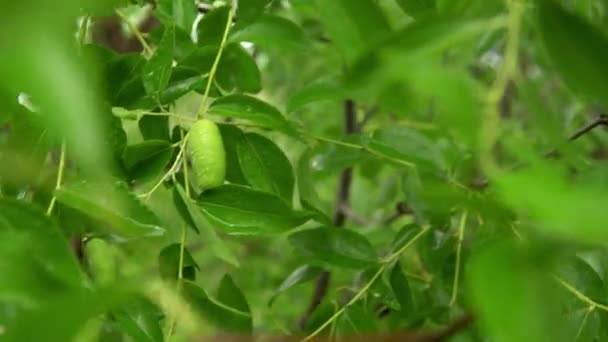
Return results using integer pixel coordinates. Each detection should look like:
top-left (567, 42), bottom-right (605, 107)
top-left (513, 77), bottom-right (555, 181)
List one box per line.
top-left (302, 267), bottom-right (385, 341)
top-left (138, 110), bottom-right (196, 123)
top-left (116, 10), bottom-right (153, 57)
top-left (301, 226), bottom-right (429, 341)
top-left (165, 226), bottom-right (187, 340)
top-left (480, 0), bottom-right (524, 175)
top-left (555, 276), bottom-right (608, 312)
top-left (575, 306), bottom-right (594, 341)
top-left (450, 211), bottom-right (468, 306)
top-left (140, 132), bottom-right (190, 200)
top-left (196, 5), bottom-right (235, 118)
top-left (46, 142), bottom-right (66, 216)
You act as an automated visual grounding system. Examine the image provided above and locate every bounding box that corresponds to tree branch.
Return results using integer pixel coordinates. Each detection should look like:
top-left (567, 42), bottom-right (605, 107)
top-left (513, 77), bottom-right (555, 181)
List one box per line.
top-left (298, 100), bottom-right (357, 329)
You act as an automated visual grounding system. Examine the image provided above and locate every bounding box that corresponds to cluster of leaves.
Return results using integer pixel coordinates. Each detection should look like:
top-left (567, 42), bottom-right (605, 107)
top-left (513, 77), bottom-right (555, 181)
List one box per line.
top-left (3, 0), bottom-right (608, 341)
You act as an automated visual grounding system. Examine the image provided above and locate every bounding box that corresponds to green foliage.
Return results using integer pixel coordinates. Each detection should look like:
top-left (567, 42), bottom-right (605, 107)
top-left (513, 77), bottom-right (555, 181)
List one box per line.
top-left (4, 0), bottom-right (608, 341)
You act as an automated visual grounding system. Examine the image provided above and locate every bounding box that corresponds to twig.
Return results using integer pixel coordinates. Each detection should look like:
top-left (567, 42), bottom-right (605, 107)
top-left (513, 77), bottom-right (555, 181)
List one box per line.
top-left (301, 226), bottom-right (429, 341)
top-left (196, 4), bottom-right (235, 117)
top-left (46, 141), bottom-right (66, 216)
top-left (449, 211), bottom-right (468, 306)
top-left (299, 100), bottom-right (357, 329)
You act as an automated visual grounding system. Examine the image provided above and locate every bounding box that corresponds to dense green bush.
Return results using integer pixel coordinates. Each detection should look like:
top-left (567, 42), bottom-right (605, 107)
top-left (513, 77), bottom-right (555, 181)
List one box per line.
top-left (2, 0), bottom-right (608, 341)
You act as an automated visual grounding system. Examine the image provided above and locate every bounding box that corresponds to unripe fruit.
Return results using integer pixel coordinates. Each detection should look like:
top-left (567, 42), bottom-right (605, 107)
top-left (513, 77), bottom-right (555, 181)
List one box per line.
top-left (187, 119), bottom-right (226, 191)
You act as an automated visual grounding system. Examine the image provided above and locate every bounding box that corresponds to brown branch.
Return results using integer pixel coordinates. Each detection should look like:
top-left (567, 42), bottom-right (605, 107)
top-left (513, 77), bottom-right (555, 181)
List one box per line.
top-left (299, 100), bottom-right (357, 329)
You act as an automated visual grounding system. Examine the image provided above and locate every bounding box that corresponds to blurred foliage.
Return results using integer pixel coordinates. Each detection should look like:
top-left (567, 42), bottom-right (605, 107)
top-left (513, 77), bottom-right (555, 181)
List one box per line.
top-left (3, 0), bottom-right (608, 341)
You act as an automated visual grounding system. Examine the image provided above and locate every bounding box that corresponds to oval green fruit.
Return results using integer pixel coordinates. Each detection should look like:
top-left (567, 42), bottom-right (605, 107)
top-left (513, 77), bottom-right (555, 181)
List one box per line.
top-left (187, 119), bottom-right (226, 191)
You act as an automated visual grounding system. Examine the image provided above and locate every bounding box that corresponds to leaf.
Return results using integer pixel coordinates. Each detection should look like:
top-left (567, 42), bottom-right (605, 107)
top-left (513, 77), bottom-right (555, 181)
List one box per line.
top-left (497, 164), bottom-right (608, 244)
top-left (157, 0), bottom-right (197, 31)
top-left (218, 124), bottom-right (248, 185)
top-left (229, 14), bottom-right (310, 51)
top-left (236, 0), bottom-right (272, 27)
top-left (309, 141), bottom-right (364, 174)
top-left (174, 183), bottom-right (240, 267)
top-left (139, 114), bottom-right (170, 141)
top-left (296, 149), bottom-right (330, 224)
top-left (158, 243), bottom-right (200, 282)
top-left (143, 24), bottom-right (175, 97)
top-left (55, 181), bottom-right (165, 238)
top-left (288, 227), bottom-right (379, 269)
top-left (182, 281), bottom-right (252, 333)
top-left (396, 0), bottom-right (436, 18)
top-left (208, 94), bottom-right (296, 135)
top-left (237, 132), bottom-right (294, 201)
top-left (197, 6), bottom-right (230, 46)
top-left (268, 265), bottom-right (323, 306)
top-left (286, 77), bottom-right (346, 112)
top-left (315, 0), bottom-right (391, 63)
top-left (468, 240), bottom-right (565, 342)
top-left (216, 43), bottom-right (261, 93)
top-left (536, 0), bottom-right (608, 105)
top-left (123, 140), bottom-right (174, 184)
top-left (5, 286), bottom-right (130, 342)
top-left (0, 199), bottom-right (84, 305)
top-left (113, 297), bottom-right (163, 342)
top-left (390, 262), bottom-right (414, 314)
top-left (197, 184), bottom-right (310, 235)
top-left (367, 127), bottom-right (446, 173)
top-left (85, 238), bottom-right (119, 287)
top-left (217, 274), bottom-right (252, 331)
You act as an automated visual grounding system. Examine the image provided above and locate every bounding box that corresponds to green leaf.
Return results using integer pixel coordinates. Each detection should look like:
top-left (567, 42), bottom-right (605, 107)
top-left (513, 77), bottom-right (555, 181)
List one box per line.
top-left (296, 149), bottom-right (331, 225)
top-left (229, 14), bottom-right (310, 51)
top-left (217, 43), bottom-right (261, 93)
top-left (218, 124), bottom-right (248, 185)
top-left (208, 94), bottom-right (296, 135)
top-left (197, 184), bottom-right (310, 235)
top-left (236, 0), bottom-right (272, 27)
top-left (217, 274), bottom-right (252, 332)
top-left (197, 6), bottom-right (230, 47)
top-left (158, 243), bottom-right (200, 282)
top-left (174, 183), bottom-right (240, 267)
top-left (5, 286), bottom-right (130, 342)
top-left (367, 127), bottom-right (446, 173)
top-left (315, 0), bottom-right (391, 63)
top-left (55, 181), bottom-right (165, 238)
top-left (286, 77), bottom-right (346, 113)
top-left (139, 115), bottom-right (170, 141)
top-left (536, 0), bottom-right (608, 105)
top-left (390, 261), bottom-right (414, 313)
top-left (237, 132), bottom-right (294, 201)
top-left (396, 0), bottom-right (436, 18)
top-left (468, 241), bottom-right (565, 342)
top-left (268, 265), bottom-right (323, 306)
top-left (157, 0), bottom-right (197, 31)
top-left (182, 281), bottom-right (252, 333)
top-left (497, 164), bottom-right (608, 244)
top-left (113, 297), bottom-right (163, 342)
top-left (85, 238), bottom-right (119, 287)
top-left (309, 141), bottom-right (364, 174)
top-left (0, 199), bottom-right (84, 305)
top-left (143, 25), bottom-right (175, 97)
top-left (288, 227), bottom-right (379, 269)
top-left (123, 140), bottom-right (174, 184)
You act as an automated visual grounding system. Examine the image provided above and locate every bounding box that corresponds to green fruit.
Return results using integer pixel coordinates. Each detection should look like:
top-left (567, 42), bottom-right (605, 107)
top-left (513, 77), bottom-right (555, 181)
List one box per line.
top-left (187, 119), bottom-right (226, 191)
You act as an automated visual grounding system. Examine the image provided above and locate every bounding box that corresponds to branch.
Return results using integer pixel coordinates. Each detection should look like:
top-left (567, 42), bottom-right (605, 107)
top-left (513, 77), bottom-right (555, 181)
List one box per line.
top-left (298, 100), bottom-right (357, 329)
